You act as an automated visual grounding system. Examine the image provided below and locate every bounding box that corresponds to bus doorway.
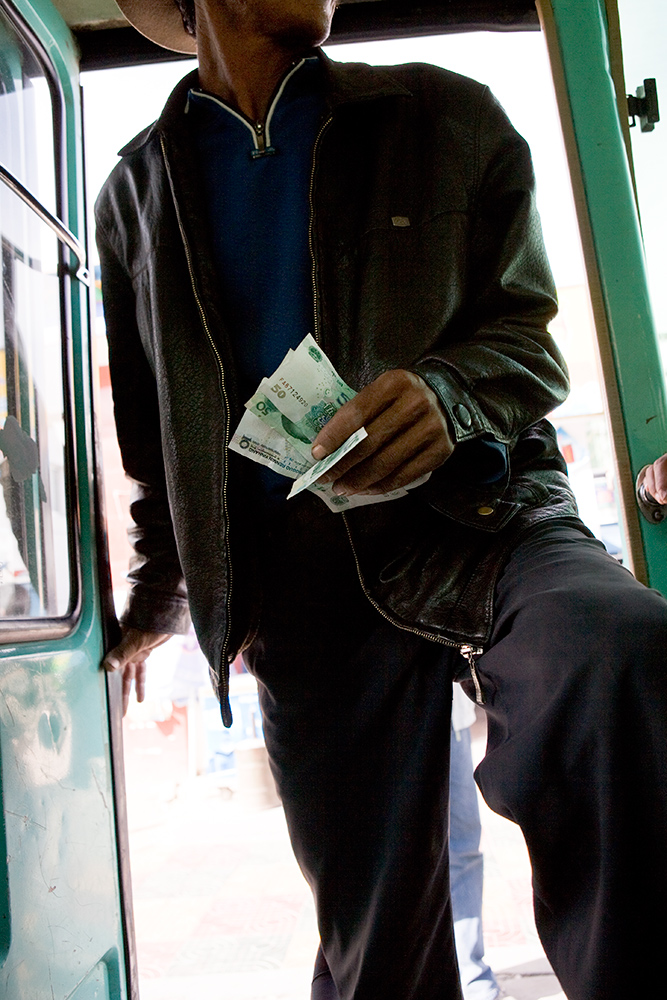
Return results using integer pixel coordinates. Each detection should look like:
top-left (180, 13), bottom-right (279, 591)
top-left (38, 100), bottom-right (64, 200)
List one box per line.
top-left (79, 16), bottom-right (641, 997)
top-left (1, 1), bottom-right (665, 998)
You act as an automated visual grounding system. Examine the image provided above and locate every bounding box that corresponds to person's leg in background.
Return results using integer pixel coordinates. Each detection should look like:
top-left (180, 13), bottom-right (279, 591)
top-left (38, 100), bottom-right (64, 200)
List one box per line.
top-left (449, 694), bottom-right (503, 1000)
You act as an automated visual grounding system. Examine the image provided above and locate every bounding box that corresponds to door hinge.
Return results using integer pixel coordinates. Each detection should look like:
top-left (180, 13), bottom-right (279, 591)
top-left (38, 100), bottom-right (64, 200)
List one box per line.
top-left (627, 78), bottom-right (660, 132)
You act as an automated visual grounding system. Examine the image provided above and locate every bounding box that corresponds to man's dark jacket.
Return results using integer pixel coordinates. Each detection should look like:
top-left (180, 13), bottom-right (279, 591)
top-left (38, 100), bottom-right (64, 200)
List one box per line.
top-left (95, 54), bottom-right (578, 723)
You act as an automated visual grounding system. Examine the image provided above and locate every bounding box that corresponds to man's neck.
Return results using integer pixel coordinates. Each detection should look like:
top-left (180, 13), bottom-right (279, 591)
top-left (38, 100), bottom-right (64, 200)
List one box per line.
top-left (195, 11), bottom-right (308, 122)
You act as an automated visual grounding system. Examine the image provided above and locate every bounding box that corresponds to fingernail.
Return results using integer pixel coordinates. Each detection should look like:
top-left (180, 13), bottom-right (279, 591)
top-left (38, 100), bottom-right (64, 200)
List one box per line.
top-left (332, 484), bottom-right (348, 496)
top-left (311, 444), bottom-right (327, 460)
top-left (104, 656), bottom-right (120, 671)
top-left (318, 473), bottom-right (334, 484)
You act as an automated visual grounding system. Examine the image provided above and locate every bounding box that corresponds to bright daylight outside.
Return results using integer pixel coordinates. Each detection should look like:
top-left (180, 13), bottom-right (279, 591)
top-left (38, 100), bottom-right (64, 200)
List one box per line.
top-left (82, 25), bottom-right (634, 1000)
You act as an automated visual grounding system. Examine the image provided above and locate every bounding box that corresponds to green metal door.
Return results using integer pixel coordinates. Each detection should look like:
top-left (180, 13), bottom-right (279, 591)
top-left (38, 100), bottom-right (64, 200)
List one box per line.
top-left (0, 0), bottom-right (132, 996)
top-left (537, 0), bottom-right (667, 592)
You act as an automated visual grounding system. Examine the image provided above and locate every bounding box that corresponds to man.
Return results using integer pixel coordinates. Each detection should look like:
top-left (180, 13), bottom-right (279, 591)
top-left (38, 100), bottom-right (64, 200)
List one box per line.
top-left (97, 2), bottom-right (667, 997)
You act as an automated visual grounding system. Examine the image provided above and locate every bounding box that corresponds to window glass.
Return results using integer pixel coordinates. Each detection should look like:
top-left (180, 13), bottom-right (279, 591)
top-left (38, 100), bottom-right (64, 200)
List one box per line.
top-left (0, 11), bottom-right (70, 620)
top-left (0, 8), bottom-right (57, 215)
top-left (616, 0), bottom-right (667, 381)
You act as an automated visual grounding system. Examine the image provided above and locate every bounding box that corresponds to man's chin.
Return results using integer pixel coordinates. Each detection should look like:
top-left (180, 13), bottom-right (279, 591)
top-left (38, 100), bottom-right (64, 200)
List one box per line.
top-left (274, 20), bottom-right (332, 51)
top-left (268, 2), bottom-right (335, 51)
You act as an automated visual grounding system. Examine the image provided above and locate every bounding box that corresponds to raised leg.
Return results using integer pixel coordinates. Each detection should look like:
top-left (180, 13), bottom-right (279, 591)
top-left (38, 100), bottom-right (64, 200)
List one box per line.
top-left (468, 521), bottom-right (667, 999)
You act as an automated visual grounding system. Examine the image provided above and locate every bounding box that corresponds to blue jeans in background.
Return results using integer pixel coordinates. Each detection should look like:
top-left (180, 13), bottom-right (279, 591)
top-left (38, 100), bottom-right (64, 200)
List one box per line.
top-left (450, 724), bottom-right (501, 1000)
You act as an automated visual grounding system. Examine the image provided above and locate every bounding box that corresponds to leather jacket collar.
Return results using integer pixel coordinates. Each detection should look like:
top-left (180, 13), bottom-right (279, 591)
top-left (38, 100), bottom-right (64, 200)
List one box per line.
top-left (119, 50), bottom-right (412, 160)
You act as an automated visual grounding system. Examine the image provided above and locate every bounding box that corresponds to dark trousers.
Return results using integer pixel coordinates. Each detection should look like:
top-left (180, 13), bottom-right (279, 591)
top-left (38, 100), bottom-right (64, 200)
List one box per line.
top-left (245, 501), bottom-right (667, 1000)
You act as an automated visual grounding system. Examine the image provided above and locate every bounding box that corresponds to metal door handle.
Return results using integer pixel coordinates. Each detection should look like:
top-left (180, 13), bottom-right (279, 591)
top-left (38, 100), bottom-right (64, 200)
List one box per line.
top-left (636, 466), bottom-right (667, 523)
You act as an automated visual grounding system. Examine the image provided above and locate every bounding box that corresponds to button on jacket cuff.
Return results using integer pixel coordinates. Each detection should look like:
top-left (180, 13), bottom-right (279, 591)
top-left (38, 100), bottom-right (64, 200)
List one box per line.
top-left (410, 359), bottom-right (496, 443)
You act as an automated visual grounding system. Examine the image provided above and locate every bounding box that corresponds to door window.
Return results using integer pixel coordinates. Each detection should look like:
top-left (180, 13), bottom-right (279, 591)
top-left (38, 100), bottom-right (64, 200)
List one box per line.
top-left (0, 9), bottom-right (56, 214)
top-left (616, 0), bottom-right (667, 380)
top-left (0, 6), bottom-right (74, 622)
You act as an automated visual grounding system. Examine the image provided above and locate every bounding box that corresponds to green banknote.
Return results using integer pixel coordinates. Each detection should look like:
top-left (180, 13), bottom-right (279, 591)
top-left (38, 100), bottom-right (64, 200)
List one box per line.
top-left (228, 410), bottom-right (311, 479)
top-left (259, 334), bottom-right (356, 424)
top-left (288, 427), bottom-right (368, 499)
top-left (245, 384), bottom-right (343, 459)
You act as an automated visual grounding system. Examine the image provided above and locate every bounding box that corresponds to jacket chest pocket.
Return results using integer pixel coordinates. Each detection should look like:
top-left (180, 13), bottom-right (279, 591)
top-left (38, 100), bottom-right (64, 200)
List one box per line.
top-left (349, 210), bottom-right (471, 356)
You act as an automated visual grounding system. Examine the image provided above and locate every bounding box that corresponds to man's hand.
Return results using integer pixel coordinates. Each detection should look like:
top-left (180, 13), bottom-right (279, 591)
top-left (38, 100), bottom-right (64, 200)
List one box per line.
top-left (102, 626), bottom-right (172, 716)
top-left (644, 453), bottom-right (667, 506)
top-left (311, 369), bottom-right (454, 496)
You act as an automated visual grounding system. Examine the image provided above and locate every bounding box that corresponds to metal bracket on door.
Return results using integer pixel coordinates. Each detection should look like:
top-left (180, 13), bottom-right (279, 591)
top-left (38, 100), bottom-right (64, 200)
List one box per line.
top-left (627, 78), bottom-right (660, 132)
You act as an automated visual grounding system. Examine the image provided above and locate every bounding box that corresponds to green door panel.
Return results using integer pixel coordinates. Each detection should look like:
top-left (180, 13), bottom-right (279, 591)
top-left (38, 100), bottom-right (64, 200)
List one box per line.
top-left (0, 640), bottom-right (125, 999)
top-left (0, 761), bottom-right (9, 964)
top-left (538, 0), bottom-right (667, 593)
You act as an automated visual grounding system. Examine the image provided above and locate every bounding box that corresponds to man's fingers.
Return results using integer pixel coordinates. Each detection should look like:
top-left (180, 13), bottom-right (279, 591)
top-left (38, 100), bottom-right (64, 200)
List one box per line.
top-left (649, 454), bottom-right (667, 504)
top-left (103, 633), bottom-right (142, 672)
top-left (102, 628), bottom-right (171, 717)
top-left (324, 427), bottom-right (450, 494)
top-left (330, 423), bottom-right (447, 495)
top-left (117, 660), bottom-right (148, 717)
top-left (315, 371), bottom-right (447, 487)
top-left (320, 406), bottom-right (452, 492)
top-left (102, 627), bottom-right (171, 673)
top-left (354, 450), bottom-right (440, 496)
top-left (121, 663), bottom-right (135, 717)
top-left (312, 372), bottom-right (453, 494)
top-left (311, 396), bottom-right (383, 462)
top-left (134, 662), bottom-right (147, 705)
top-left (316, 416), bottom-right (394, 484)
top-left (312, 370), bottom-right (418, 460)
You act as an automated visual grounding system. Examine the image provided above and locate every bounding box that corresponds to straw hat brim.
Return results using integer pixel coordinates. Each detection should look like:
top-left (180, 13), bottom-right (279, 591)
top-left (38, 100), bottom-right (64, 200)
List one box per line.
top-left (116, 0), bottom-right (197, 54)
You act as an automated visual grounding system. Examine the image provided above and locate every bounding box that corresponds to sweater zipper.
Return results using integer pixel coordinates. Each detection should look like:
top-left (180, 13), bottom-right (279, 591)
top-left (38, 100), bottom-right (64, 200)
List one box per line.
top-left (254, 121), bottom-right (267, 153)
top-left (341, 515), bottom-right (485, 701)
top-left (160, 135), bottom-right (234, 713)
top-left (190, 58), bottom-right (305, 158)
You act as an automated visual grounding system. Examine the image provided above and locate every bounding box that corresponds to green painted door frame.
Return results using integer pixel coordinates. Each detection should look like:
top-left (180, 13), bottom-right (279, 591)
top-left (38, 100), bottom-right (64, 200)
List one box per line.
top-left (538, 0), bottom-right (667, 592)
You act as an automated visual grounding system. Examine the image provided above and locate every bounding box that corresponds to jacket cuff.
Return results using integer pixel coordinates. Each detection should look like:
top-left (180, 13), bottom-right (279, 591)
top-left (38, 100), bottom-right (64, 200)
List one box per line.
top-left (120, 589), bottom-right (191, 636)
top-left (410, 359), bottom-right (495, 444)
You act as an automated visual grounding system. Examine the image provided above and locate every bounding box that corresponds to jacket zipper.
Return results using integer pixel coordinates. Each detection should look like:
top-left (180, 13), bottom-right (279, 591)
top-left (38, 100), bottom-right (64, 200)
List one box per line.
top-left (308, 114), bottom-right (333, 344)
top-left (307, 117), bottom-right (486, 700)
top-left (460, 645), bottom-right (485, 705)
top-left (160, 135), bottom-right (234, 713)
top-left (341, 515), bottom-right (485, 697)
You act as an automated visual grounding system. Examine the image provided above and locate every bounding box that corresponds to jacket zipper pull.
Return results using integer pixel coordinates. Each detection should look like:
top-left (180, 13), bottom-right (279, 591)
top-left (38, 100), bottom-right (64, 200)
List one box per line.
top-left (460, 644), bottom-right (485, 706)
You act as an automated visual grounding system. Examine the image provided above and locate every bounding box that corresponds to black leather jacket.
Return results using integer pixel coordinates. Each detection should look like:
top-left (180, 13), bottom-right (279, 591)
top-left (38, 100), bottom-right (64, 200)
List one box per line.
top-left (96, 54), bottom-right (578, 723)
